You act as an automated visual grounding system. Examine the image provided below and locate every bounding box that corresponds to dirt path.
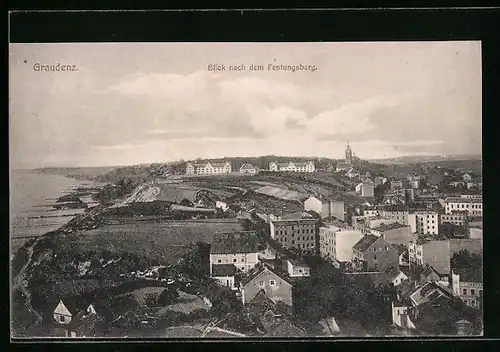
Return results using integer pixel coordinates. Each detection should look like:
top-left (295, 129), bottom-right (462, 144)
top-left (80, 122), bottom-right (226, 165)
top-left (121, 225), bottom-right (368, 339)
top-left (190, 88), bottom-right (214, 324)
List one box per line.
top-left (12, 241), bottom-right (43, 325)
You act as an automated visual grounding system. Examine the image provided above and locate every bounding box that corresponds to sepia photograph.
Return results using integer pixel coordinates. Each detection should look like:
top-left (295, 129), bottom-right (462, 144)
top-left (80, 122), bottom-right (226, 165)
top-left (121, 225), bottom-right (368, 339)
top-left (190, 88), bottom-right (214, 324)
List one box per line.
top-left (10, 41), bottom-right (483, 339)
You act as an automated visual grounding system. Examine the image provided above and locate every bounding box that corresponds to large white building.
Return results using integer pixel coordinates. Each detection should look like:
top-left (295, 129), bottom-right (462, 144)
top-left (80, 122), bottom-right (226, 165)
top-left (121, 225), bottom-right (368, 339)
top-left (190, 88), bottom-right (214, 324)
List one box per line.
top-left (268, 161), bottom-right (315, 173)
top-left (303, 196), bottom-right (345, 220)
top-left (408, 211), bottom-right (439, 235)
top-left (444, 195), bottom-right (483, 216)
top-left (319, 225), bottom-right (364, 263)
top-left (185, 161), bottom-right (232, 175)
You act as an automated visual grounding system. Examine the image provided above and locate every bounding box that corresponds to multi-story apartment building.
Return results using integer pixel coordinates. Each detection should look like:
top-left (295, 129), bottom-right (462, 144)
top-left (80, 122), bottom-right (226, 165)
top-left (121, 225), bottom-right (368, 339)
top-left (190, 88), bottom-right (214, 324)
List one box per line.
top-left (270, 218), bottom-right (318, 251)
top-left (209, 231), bottom-right (260, 275)
top-left (268, 161), bottom-right (315, 173)
top-left (452, 270), bottom-right (483, 310)
top-left (440, 211), bottom-right (468, 226)
top-left (444, 195), bottom-right (483, 216)
top-left (185, 161), bottom-right (232, 175)
top-left (352, 235), bottom-right (400, 271)
top-left (408, 211), bottom-right (439, 235)
top-left (408, 238), bottom-right (483, 275)
top-left (370, 222), bottom-right (415, 246)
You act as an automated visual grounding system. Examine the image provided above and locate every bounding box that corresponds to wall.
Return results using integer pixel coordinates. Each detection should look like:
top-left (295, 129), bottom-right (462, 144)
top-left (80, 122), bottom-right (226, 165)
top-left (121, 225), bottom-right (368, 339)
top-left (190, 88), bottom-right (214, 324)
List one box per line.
top-left (330, 201), bottom-right (345, 221)
top-left (449, 239), bottom-right (483, 256)
top-left (422, 240), bottom-right (451, 274)
top-left (382, 226), bottom-right (415, 246)
top-left (304, 197), bottom-right (322, 215)
top-left (335, 230), bottom-right (364, 262)
top-left (214, 275), bottom-right (236, 289)
top-left (242, 270), bottom-right (293, 306)
top-left (469, 227), bottom-right (483, 239)
top-left (368, 218), bottom-right (397, 229)
top-left (210, 252), bottom-right (259, 274)
top-left (362, 239), bottom-right (400, 271)
top-left (287, 261), bottom-right (311, 277)
top-left (319, 226), bottom-right (337, 260)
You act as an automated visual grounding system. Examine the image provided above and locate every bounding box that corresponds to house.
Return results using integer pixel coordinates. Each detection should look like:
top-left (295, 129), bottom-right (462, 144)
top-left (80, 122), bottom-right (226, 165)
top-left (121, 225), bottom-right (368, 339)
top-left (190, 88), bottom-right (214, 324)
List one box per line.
top-left (336, 162), bottom-right (351, 172)
top-left (451, 268), bottom-right (483, 310)
top-left (440, 211), bottom-right (468, 226)
top-left (215, 201), bottom-right (229, 212)
top-left (462, 173), bottom-right (472, 181)
top-left (268, 161), bottom-right (315, 173)
top-left (209, 231), bottom-right (260, 275)
top-left (407, 176), bottom-right (422, 189)
top-left (391, 299), bottom-right (416, 329)
top-left (270, 218), bottom-right (318, 252)
top-left (240, 163), bottom-right (258, 174)
top-left (285, 259), bottom-right (311, 277)
top-left (185, 161), bottom-right (232, 175)
top-left (408, 239), bottom-right (451, 274)
top-left (391, 244), bottom-right (409, 266)
top-left (240, 265), bottom-right (293, 306)
top-left (53, 300), bottom-right (74, 325)
top-left (375, 176), bottom-right (387, 187)
top-left (444, 196), bottom-right (482, 216)
top-left (352, 235), bottom-right (400, 271)
top-left (383, 192), bottom-right (406, 206)
top-left (211, 264), bottom-right (238, 290)
top-left (410, 296), bottom-right (482, 335)
top-left (53, 302), bottom-right (104, 338)
top-left (326, 164), bottom-right (335, 172)
top-left (346, 268), bottom-right (408, 287)
top-left (380, 207), bottom-right (410, 225)
top-left (408, 281), bottom-right (454, 307)
top-left (419, 265), bottom-right (450, 287)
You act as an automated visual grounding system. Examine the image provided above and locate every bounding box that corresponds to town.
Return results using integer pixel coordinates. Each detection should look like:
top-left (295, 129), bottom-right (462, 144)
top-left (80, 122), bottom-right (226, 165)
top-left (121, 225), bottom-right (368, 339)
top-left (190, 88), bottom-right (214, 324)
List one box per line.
top-left (11, 143), bottom-right (483, 338)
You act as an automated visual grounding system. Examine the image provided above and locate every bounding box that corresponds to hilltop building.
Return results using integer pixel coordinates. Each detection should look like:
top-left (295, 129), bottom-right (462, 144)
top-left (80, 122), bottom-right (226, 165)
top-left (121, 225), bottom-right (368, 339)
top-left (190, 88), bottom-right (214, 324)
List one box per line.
top-left (240, 163), bottom-right (258, 174)
top-left (268, 161), bottom-right (315, 173)
top-left (336, 141), bottom-right (355, 171)
top-left (185, 160), bottom-right (232, 175)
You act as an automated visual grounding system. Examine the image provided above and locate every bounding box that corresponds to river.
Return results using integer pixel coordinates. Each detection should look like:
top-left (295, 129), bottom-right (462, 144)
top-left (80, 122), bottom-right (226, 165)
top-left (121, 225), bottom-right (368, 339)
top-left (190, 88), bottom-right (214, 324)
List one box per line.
top-left (10, 170), bottom-right (101, 253)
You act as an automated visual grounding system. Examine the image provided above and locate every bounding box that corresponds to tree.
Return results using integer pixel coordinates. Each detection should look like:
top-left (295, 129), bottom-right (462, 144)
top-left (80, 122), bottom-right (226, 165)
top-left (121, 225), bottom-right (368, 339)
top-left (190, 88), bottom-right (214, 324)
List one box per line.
top-left (158, 288), bottom-right (179, 306)
top-left (451, 250), bottom-right (482, 271)
top-left (212, 288), bottom-right (242, 316)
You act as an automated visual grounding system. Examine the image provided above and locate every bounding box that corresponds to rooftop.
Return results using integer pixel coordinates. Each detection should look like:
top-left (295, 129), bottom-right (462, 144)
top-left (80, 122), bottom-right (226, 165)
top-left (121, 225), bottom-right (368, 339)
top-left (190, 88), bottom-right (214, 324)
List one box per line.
top-left (211, 264), bottom-right (238, 277)
top-left (240, 264), bottom-right (291, 287)
top-left (375, 222), bottom-right (410, 232)
top-left (270, 218), bottom-right (318, 225)
top-left (353, 235), bottom-right (380, 252)
top-left (210, 232), bottom-right (260, 254)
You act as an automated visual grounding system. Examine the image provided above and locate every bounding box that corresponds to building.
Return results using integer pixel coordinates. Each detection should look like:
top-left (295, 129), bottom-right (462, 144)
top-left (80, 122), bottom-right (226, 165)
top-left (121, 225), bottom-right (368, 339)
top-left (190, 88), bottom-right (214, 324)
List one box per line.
top-left (451, 269), bottom-right (483, 310)
top-left (408, 240), bottom-right (451, 274)
top-left (370, 222), bottom-right (415, 246)
top-left (285, 259), bottom-right (311, 277)
top-left (375, 176), bottom-right (387, 187)
top-left (408, 238), bottom-right (482, 275)
top-left (440, 211), bottom-right (468, 226)
top-left (383, 191), bottom-right (406, 206)
top-left (319, 225), bottom-right (364, 263)
top-left (185, 161), bottom-right (232, 175)
top-left (390, 180), bottom-right (404, 190)
top-left (381, 208), bottom-right (410, 225)
top-left (346, 268), bottom-right (408, 287)
top-left (408, 281), bottom-right (454, 307)
top-left (444, 196), bottom-right (483, 216)
top-left (462, 173), bottom-right (472, 181)
top-left (355, 178), bottom-right (374, 198)
top-left (392, 300), bottom-right (416, 329)
top-left (211, 264), bottom-right (238, 289)
top-left (352, 235), bottom-right (400, 271)
top-left (270, 219), bottom-right (318, 251)
top-left (408, 176), bottom-right (422, 189)
top-left (268, 161), bottom-right (315, 173)
top-left (53, 300), bottom-right (74, 325)
top-left (240, 163), bottom-right (258, 174)
top-left (240, 265), bottom-right (293, 306)
top-left (209, 231), bottom-right (260, 275)
top-left (336, 141), bottom-right (354, 172)
top-left (408, 211), bottom-right (439, 235)
top-left (303, 196), bottom-right (345, 220)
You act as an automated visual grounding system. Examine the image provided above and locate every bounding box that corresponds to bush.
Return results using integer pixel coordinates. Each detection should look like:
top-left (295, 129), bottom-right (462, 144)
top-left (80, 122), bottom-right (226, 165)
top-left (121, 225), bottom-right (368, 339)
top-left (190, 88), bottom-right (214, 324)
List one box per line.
top-left (158, 287), bottom-right (179, 306)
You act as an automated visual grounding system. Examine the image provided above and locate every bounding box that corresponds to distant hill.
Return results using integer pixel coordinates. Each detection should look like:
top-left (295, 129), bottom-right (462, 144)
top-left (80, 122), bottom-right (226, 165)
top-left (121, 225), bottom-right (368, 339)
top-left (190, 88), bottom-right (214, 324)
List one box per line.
top-left (30, 166), bottom-right (120, 180)
top-left (368, 154), bottom-right (482, 165)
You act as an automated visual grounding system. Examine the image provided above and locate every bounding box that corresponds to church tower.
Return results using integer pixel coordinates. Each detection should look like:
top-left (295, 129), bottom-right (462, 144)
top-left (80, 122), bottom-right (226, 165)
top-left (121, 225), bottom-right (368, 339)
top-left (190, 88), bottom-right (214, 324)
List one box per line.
top-left (345, 141), bottom-right (353, 164)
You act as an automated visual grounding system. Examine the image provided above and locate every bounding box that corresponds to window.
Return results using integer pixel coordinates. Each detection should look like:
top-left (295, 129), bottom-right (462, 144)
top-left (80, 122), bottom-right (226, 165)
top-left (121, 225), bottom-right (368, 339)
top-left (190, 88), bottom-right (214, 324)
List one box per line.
top-left (299, 269), bottom-right (303, 273)
top-left (233, 259), bottom-right (237, 263)
top-left (270, 280), bottom-right (276, 286)
top-left (471, 289), bottom-right (475, 295)
top-left (60, 316), bottom-right (65, 323)
top-left (374, 255), bottom-right (377, 260)
top-left (292, 240), bottom-right (295, 244)
top-left (259, 280), bottom-right (264, 287)
top-left (241, 258), bottom-right (244, 262)
top-left (217, 259), bottom-right (222, 263)
top-left (463, 288), bottom-right (467, 295)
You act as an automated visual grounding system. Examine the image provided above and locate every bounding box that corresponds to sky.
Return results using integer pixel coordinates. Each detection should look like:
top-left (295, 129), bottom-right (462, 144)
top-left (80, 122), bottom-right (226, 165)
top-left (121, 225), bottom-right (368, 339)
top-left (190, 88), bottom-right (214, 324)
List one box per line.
top-left (9, 42), bottom-right (482, 168)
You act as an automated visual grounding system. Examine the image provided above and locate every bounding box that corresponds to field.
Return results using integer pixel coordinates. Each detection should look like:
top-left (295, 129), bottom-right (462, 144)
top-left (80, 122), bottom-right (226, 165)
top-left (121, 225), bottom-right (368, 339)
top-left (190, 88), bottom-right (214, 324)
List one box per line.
top-left (71, 219), bottom-right (244, 263)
